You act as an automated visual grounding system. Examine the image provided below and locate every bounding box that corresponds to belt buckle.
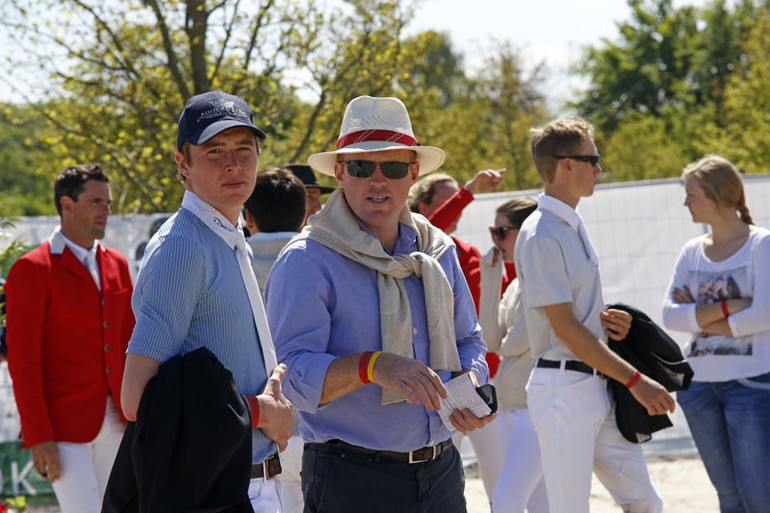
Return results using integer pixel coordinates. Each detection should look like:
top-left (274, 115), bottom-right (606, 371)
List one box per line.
top-left (264, 454), bottom-right (279, 479)
top-left (408, 445), bottom-right (437, 464)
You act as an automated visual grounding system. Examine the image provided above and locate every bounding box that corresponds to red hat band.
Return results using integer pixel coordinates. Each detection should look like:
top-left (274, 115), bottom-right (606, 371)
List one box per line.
top-left (336, 129), bottom-right (420, 150)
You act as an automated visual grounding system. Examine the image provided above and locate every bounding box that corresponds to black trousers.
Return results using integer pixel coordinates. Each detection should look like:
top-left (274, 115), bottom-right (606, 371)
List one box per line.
top-left (302, 441), bottom-right (467, 513)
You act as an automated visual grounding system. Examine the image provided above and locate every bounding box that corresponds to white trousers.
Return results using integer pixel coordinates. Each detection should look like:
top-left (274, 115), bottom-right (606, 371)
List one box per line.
top-left (526, 368), bottom-right (662, 513)
top-left (52, 395), bottom-right (124, 513)
top-left (248, 475), bottom-right (283, 512)
top-left (275, 435), bottom-right (304, 513)
top-left (452, 415), bottom-right (505, 500)
top-left (491, 409), bottom-right (548, 513)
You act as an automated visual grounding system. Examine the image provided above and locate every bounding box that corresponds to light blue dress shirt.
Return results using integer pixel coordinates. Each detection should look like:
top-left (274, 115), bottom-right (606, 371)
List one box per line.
top-left (266, 221), bottom-right (488, 452)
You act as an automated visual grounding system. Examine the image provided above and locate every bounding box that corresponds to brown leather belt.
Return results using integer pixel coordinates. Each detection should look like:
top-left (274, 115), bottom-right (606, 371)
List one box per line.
top-left (251, 452), bottom-right (282, 479)
top-left (319, 439), bottom-right (453, 464)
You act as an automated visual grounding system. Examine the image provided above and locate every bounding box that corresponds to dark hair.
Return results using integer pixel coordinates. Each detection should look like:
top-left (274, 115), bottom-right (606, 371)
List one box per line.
top-left (496, 196), bottom-right (538, 228)
top-left (54, 164), bottom-right (109, 216)
top-left (244, 168), bottom-right (306, 232)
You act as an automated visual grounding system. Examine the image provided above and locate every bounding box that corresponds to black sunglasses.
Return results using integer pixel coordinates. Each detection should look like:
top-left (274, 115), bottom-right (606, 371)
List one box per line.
top-left (344, 160), bottom-right (412, 179)
top-left (553, 154), bottom-right (601, 166)
top-left (489, 225), bottom-right (517, 239)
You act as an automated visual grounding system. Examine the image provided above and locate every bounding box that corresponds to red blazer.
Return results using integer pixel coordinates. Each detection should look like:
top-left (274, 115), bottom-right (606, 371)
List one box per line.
top-left (5, 236), bottom-right (135, 448)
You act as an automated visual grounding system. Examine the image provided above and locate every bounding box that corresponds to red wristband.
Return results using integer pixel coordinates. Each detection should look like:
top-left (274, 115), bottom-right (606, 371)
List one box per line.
top-left (359, 351), bottom-right (374, 384)
top-left (249, 395), bottom-right (260, 429)
top-left (721, 299), bottom-right (730, 318)
top-left (625, 370), bottom-right (642, 389)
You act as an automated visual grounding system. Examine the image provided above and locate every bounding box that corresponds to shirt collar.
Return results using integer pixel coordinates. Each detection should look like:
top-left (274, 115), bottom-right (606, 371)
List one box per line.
top-left (49, 226), bottom-right (98, 263)
top-left (181, 190), bottom-right (244, 249)
top-left (353, 218), bottom-right (418, 255)
top-left (537, 193), bottom-right (585, 232)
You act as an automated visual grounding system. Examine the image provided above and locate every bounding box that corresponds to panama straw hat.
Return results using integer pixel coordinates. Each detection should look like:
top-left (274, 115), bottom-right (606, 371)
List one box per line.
top-left (308, 96), bottom-right (446, 177)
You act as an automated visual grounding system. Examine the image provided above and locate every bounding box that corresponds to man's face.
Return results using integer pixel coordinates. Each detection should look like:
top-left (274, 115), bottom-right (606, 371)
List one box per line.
top-left (61, 179), bottom-right (111, 246)
top-left (176, 126), bottom-right (258, 223)
top-left (572, 139), bottom-right (602, 198)
top-left (334, 149), bottom-right (419, 241)
top-left (304, 188), bottom-right (322, 223)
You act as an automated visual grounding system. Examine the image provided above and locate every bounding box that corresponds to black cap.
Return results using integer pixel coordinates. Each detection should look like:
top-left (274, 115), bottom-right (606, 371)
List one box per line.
top-left (285, 164), bottom-right (335, 194)
top-left (177, 91), bottom-right (266, 151)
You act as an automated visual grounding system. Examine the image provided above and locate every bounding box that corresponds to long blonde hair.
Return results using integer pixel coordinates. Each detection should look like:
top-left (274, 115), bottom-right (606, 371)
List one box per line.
top-left (682, 155), bottom-right (753, 224)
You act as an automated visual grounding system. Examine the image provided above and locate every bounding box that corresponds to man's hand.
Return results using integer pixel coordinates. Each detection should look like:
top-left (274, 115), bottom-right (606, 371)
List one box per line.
top-left (629, 375), bottom-right (676, 416)
top-left (372, 353), bottom-right (448, 411)
top-left (257, 363), bottom-right (293, 452)
top-left (465, 168), bottom-right (506, 195)
top-left (449, 409), bottom-right (497, 433)
top-left (601, 309), bottom-right (632, 341)
top-left (30, 441), bottom-right (60, 482)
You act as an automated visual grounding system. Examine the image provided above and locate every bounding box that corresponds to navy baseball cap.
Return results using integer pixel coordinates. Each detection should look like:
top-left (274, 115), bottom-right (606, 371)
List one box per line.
top-left (177, 91), bottom-right (266, 151)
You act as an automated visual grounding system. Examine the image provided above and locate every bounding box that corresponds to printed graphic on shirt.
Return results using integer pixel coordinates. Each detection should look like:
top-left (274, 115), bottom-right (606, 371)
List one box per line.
top-left (690, 268), bottom-right (752, 357)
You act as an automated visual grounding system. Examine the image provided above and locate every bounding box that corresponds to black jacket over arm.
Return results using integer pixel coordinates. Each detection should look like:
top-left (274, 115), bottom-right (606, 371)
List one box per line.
top-left (606, 303), bottom-right (694, 444)
top-left (102, 347), bottom-right (253, 513)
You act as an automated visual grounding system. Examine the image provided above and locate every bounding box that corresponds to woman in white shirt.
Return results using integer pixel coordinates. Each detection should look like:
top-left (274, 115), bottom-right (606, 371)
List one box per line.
top-left (478, 197), bottom-right (548, 513)
top-left (662, 155), bottom-right (770, 513)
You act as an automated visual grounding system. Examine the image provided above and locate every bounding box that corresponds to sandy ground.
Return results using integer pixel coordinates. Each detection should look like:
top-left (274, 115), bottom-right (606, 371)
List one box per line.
top-left (464, 453), bottom-right (718, 513)
top-left (22, 454), bottom-right (716, 513)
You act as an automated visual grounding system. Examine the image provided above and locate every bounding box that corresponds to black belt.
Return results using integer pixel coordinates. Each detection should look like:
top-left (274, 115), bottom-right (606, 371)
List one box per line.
top-left (537, 358), bottom-right (603, 377)
top-left (251, 452), bottom-right (282, 479)
top-left (317, 439), bottom-right (453, 464)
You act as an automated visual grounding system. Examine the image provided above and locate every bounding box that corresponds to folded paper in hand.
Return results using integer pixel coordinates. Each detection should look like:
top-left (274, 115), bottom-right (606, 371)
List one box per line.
top-left (437, 373), bottom-right (492, 431)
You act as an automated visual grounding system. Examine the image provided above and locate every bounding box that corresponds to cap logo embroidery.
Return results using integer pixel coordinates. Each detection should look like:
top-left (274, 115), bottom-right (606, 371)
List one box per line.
top-left (197, 98), bottom-right (248, 123)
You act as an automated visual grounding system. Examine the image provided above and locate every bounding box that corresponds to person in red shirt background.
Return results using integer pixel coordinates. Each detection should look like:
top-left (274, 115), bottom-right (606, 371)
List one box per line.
top-left (408, 167), bottom-right (508, 502)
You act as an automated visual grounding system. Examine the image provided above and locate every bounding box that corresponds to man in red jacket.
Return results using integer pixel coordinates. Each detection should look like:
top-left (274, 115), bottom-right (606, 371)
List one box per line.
top-left (5, 164), bottom-right (134, 513)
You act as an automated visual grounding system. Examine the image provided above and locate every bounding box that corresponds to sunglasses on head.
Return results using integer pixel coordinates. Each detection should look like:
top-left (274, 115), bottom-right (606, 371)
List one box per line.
top-left (489, 225), bottom-right (517, 239)
top-left (344, 160), bottom-right (412, 179)
top-left (553, 154), bottom-right (601, 167)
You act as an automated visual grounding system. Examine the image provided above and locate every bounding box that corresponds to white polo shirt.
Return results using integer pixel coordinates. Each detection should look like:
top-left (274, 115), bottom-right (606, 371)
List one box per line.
top-left (513, 193), bottom-right (606, 360)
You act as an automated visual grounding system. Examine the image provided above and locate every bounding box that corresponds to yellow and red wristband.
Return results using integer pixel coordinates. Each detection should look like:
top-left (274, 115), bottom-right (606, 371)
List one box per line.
top-left (358, 351), bottom-right (382, 384)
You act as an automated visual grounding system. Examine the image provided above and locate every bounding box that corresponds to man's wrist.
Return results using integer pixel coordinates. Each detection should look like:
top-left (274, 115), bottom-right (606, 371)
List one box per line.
top-left (625, 370), bottom-right (642, 389)
top-left (358, 351), bottom-right (382, 384)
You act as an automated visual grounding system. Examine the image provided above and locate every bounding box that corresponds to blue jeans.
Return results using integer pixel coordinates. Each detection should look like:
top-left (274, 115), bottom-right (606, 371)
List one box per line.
top-left (677, 372), bottom-right (770, 513)
top-left (301, 441), bottom-right (466, 513)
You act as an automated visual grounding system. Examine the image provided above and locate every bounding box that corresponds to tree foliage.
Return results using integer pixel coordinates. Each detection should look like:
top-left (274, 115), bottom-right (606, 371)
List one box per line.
top-left (574, 0), bottom-right (770, 179)
top-left (2, 0), bottom-right (550, 212)
top-left (2, 0), bottom-right (424, 212)
top-left (715, 10), bottom-right (770, 173)
top-left (0, 105), bottom-right (57, 216)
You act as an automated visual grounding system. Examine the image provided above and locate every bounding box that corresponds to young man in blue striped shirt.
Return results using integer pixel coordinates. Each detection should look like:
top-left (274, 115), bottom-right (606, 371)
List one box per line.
top-left (121, 91), bottom-right (293, 511)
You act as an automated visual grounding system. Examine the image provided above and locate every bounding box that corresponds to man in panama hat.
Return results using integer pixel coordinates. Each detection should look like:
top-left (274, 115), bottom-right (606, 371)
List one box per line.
top-left (266, 95), bottom-right (495, 512)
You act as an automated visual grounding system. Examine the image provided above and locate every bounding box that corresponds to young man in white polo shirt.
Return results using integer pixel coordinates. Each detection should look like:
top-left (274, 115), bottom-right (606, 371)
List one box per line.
top-left (513, 117), bottom-right (676, 513)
